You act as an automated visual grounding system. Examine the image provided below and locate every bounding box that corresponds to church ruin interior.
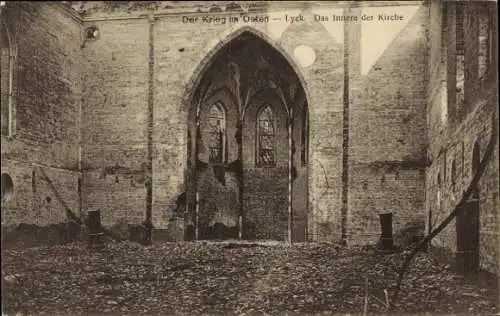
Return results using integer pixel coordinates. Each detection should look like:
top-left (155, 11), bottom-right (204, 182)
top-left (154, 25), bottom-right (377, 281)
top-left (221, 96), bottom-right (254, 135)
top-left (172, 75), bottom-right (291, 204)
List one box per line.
top-left (1, 0), bottom-right (499, 299)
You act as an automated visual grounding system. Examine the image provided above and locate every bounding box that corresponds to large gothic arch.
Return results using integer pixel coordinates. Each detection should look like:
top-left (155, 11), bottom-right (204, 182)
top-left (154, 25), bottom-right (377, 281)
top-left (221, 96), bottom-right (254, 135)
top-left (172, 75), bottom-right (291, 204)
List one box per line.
top-left (183, 28), bottom-right (310, 241)
top-left (182, 25), bottom-right (311, 110)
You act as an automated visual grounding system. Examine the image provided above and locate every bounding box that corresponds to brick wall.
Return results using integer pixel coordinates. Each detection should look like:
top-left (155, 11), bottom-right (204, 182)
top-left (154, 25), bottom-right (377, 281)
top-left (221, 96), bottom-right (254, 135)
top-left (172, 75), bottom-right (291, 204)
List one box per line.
top-left (77, 1), bottom-right (431, 243)
top-left (346, 4), bottom-right (429, 244)
top-left (426, 0), bottom-right (499, 275)
top-left (80, 17), bottom-right (150, 226)
top-left (242, 91), bottom-right (289, 240)
top-left (79, 2), bottom-right (346, 240)
top-left (194, 88), bottom-right (239, 236)
top-left (278, 7), bottom-right (345, 241)
top-left (185, 58), bottom-right (309, 241)
top-left (4, 1), bottom-right (479, 253)
top-left (1, 3), bottom-right (82, 229)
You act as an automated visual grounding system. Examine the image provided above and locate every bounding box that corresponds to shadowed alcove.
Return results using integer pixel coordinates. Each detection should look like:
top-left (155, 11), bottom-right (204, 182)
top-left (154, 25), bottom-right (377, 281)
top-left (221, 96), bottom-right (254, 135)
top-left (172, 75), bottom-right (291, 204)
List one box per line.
top-left (185, 30), bottom-right (309, 241)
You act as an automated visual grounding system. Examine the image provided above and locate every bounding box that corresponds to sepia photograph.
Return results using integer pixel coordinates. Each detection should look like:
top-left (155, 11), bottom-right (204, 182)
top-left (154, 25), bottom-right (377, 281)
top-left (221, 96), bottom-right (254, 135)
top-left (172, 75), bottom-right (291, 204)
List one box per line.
top-left (1, 0), bottom-right (499, 315)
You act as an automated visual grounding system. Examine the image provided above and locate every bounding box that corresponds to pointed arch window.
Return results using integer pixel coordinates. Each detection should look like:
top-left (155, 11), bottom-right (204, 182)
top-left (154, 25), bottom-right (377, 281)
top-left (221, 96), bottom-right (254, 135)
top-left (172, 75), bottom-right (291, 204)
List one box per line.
top-left (471, 141), bottom-right (480, 200)
top-left (1, 20), bottom-right (13, 137)
top-left (207, 101), bottom-right (226, 164)
top-left (472, 142), bottom-right (480, 175)
top-left (437, 172), bottom-right (442, 210)
top-left (301, 107), bottom-right (308, 167)
top-left (257, 105), bottom-right (276, 166)
top-left (477, 3), bottom-right (494, 81)
top-left (451, 159), bottom-right (457, 192)
top-left (455, 2), bottom-right (465, 115)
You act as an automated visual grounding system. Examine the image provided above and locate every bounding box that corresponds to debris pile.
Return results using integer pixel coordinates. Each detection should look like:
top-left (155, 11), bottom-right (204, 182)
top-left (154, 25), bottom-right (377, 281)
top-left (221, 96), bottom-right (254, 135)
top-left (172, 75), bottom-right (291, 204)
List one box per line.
top-left (2, 242), bottom-right (498, 315)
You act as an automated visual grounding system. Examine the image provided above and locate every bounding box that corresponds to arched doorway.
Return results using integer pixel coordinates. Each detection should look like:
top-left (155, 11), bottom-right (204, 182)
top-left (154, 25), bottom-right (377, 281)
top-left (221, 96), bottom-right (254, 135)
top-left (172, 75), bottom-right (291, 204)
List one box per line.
top-left (185, 30), bottom-right (309, 241)
top-left (456, 141), bottom-right (481, 274)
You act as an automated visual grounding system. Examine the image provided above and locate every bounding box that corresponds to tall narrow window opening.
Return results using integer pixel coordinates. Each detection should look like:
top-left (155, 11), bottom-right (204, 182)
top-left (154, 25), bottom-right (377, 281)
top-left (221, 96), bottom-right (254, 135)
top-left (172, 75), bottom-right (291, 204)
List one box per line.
top-left (301, 108), bottom-right (308, 166)
top-left (207, 101), bottom-right (226, 164)
top-left (455, 3), bottom-right (465, 115)
top-left (478, 8), bottom-right (490, 80)
top-left (472, 142), bottom-right (480, 174)
top-left (441, 2), bottom-right (449, 124)
top-left (471, 141), bottom-right (480, 200)
top-left (451, 160), bottom-right (457, 192)
top-left (437, 172), bottom-right (442, 209)
top-left (257, 105), bottom-right (276, 166)
top-left (441, 2), bottom-right (448, 62)
top-left (1, 21), bottom-right (11, 136)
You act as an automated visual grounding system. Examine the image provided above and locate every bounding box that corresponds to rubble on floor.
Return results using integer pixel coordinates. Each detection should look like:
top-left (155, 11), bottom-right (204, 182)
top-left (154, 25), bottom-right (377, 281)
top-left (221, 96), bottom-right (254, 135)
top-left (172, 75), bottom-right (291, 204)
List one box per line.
top-left (2, 241), bottom-right (498, 315)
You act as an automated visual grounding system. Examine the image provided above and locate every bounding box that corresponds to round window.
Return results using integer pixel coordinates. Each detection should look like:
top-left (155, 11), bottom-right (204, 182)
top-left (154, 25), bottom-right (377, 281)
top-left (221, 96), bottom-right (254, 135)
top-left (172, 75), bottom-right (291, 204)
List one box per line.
top-left (294, 45), bottom-right (316, 68)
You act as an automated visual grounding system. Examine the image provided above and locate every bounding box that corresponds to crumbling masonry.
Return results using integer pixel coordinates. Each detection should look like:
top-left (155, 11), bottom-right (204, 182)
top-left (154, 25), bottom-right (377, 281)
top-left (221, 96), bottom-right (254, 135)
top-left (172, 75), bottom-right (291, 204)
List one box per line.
top-left (1, 1), bottom-right (498, 275)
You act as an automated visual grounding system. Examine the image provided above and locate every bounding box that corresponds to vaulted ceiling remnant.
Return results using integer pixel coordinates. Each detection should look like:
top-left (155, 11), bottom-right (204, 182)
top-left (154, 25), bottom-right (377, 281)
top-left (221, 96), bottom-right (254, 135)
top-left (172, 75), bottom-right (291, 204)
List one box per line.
top-left (193, 31), bottom-right (306, 121)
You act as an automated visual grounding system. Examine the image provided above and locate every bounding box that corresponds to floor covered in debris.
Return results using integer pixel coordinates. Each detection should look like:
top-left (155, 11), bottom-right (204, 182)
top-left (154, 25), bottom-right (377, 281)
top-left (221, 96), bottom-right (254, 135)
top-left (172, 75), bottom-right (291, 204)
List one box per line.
top-left (2, 241), bottom-right (498, 315)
